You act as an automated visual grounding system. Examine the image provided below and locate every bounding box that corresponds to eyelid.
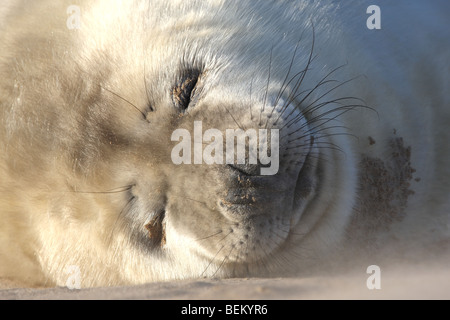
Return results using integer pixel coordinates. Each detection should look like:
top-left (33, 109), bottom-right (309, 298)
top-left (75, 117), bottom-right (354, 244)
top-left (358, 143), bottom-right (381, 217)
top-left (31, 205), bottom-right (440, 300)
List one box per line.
top-left (172, 68), bottom-right (202, 111)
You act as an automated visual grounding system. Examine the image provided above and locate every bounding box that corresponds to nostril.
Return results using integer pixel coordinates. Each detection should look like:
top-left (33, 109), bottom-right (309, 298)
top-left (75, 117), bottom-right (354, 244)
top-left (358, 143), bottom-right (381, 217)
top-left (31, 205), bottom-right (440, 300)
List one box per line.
top-left (144, 210), bottom-right (166, 248)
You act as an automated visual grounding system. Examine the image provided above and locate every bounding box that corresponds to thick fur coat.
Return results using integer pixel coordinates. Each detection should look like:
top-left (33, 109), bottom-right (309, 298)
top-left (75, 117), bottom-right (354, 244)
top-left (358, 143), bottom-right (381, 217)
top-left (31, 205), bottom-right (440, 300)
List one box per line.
top-left (0, 0), bottom-right (448, 287)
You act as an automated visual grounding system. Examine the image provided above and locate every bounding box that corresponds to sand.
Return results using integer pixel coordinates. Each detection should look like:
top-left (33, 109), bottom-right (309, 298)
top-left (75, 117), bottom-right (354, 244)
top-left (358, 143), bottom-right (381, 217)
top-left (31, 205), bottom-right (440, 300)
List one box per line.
top-left (1, 263), bottom-right (448, 300)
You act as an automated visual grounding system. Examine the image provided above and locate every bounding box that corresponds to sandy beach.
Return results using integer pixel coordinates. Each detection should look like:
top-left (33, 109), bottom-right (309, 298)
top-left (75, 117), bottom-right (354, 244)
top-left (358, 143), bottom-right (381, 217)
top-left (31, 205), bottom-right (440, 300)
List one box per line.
top-left (1, 263), bottom-right (448, 300)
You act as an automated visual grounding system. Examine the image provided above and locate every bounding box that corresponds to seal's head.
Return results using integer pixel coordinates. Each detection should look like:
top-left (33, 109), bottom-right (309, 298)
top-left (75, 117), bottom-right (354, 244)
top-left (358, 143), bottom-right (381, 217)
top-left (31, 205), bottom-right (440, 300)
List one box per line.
top-left (0, 0), bottom-right (360, 285)
top-left (64, 2), bottom-right (356, 280)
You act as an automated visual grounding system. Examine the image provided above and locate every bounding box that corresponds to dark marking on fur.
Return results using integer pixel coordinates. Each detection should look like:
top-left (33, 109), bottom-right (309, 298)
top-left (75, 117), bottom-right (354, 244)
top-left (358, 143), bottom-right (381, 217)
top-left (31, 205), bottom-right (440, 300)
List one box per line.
top-left (368, 136), bottom-right (376, 145)
top-left (348, 137), bottom-right (415, 246)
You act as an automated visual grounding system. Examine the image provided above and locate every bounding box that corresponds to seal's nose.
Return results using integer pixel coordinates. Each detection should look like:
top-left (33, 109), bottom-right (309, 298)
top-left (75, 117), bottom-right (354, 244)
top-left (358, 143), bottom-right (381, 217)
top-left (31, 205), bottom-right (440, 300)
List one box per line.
top-left (218, 169), bottom-right (292, 221)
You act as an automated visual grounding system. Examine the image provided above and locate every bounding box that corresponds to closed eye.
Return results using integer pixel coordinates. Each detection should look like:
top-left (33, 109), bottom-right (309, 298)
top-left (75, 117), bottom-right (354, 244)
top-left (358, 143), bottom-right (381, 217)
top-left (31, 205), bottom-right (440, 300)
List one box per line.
top-left (172, 68), bottom-right (201, 111)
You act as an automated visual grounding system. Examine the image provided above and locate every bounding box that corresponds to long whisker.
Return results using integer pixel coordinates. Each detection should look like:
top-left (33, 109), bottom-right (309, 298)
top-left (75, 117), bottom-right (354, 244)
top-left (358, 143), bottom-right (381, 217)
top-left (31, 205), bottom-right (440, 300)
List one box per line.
top-left (212, 245), bottom-right (235, 277)
top-left (108, 195), bottom-right (136, 244)
top-left (259, 45), bottom-right (274, 126)
top-left (249, 73), bottom-right (255, 121)
top-left (222, 104), bottom-right (244, 130)
top-left (194, 230), bottom-right (224, 242)
top-left (264, 37), bottom-right (303, 129)
top-left (143, 58), bottom-right (154, 112)
top-left (70, 185), bottom-right (133, 195)
top-left (201, 230), bottom-right (233, 276)
top-left (273, 27), bottom-right (316, 127)
top-left (274, 35), bottom-right (303, 106)
top-left (100, 85), bottom-right (146, 119)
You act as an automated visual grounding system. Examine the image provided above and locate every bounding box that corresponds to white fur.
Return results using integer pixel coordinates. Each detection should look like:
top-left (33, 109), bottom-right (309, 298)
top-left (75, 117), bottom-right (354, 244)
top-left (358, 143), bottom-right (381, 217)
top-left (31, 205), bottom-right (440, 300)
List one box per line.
top-left (0, 0), bottom-right (448, 287)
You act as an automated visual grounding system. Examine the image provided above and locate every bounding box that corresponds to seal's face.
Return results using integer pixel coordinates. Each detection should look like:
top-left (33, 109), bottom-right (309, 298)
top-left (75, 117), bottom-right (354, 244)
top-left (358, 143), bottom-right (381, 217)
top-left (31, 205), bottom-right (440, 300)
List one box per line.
top-left (159, 72), bottom-right (317, 269)
top-left (66, 27), bottom-right (321, 276)
top-left (93, 57), bottom-right (319, 275)
top-left (0, 0), bottom-right (361, 285)
top-left (2, 0), bottom-right (448, 288)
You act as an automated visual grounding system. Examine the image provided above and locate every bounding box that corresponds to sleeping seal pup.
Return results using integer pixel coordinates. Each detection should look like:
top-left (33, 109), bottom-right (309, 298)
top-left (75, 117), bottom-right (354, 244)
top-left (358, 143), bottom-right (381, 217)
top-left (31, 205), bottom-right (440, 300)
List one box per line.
top-left (0, 0), bottom-right (448, 287)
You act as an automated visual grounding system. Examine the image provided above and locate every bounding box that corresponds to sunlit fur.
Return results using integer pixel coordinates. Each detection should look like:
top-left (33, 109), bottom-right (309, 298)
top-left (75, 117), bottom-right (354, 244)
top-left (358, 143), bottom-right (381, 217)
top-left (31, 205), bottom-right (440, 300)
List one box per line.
top-left (0, 0), bottom-right (448, 287)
